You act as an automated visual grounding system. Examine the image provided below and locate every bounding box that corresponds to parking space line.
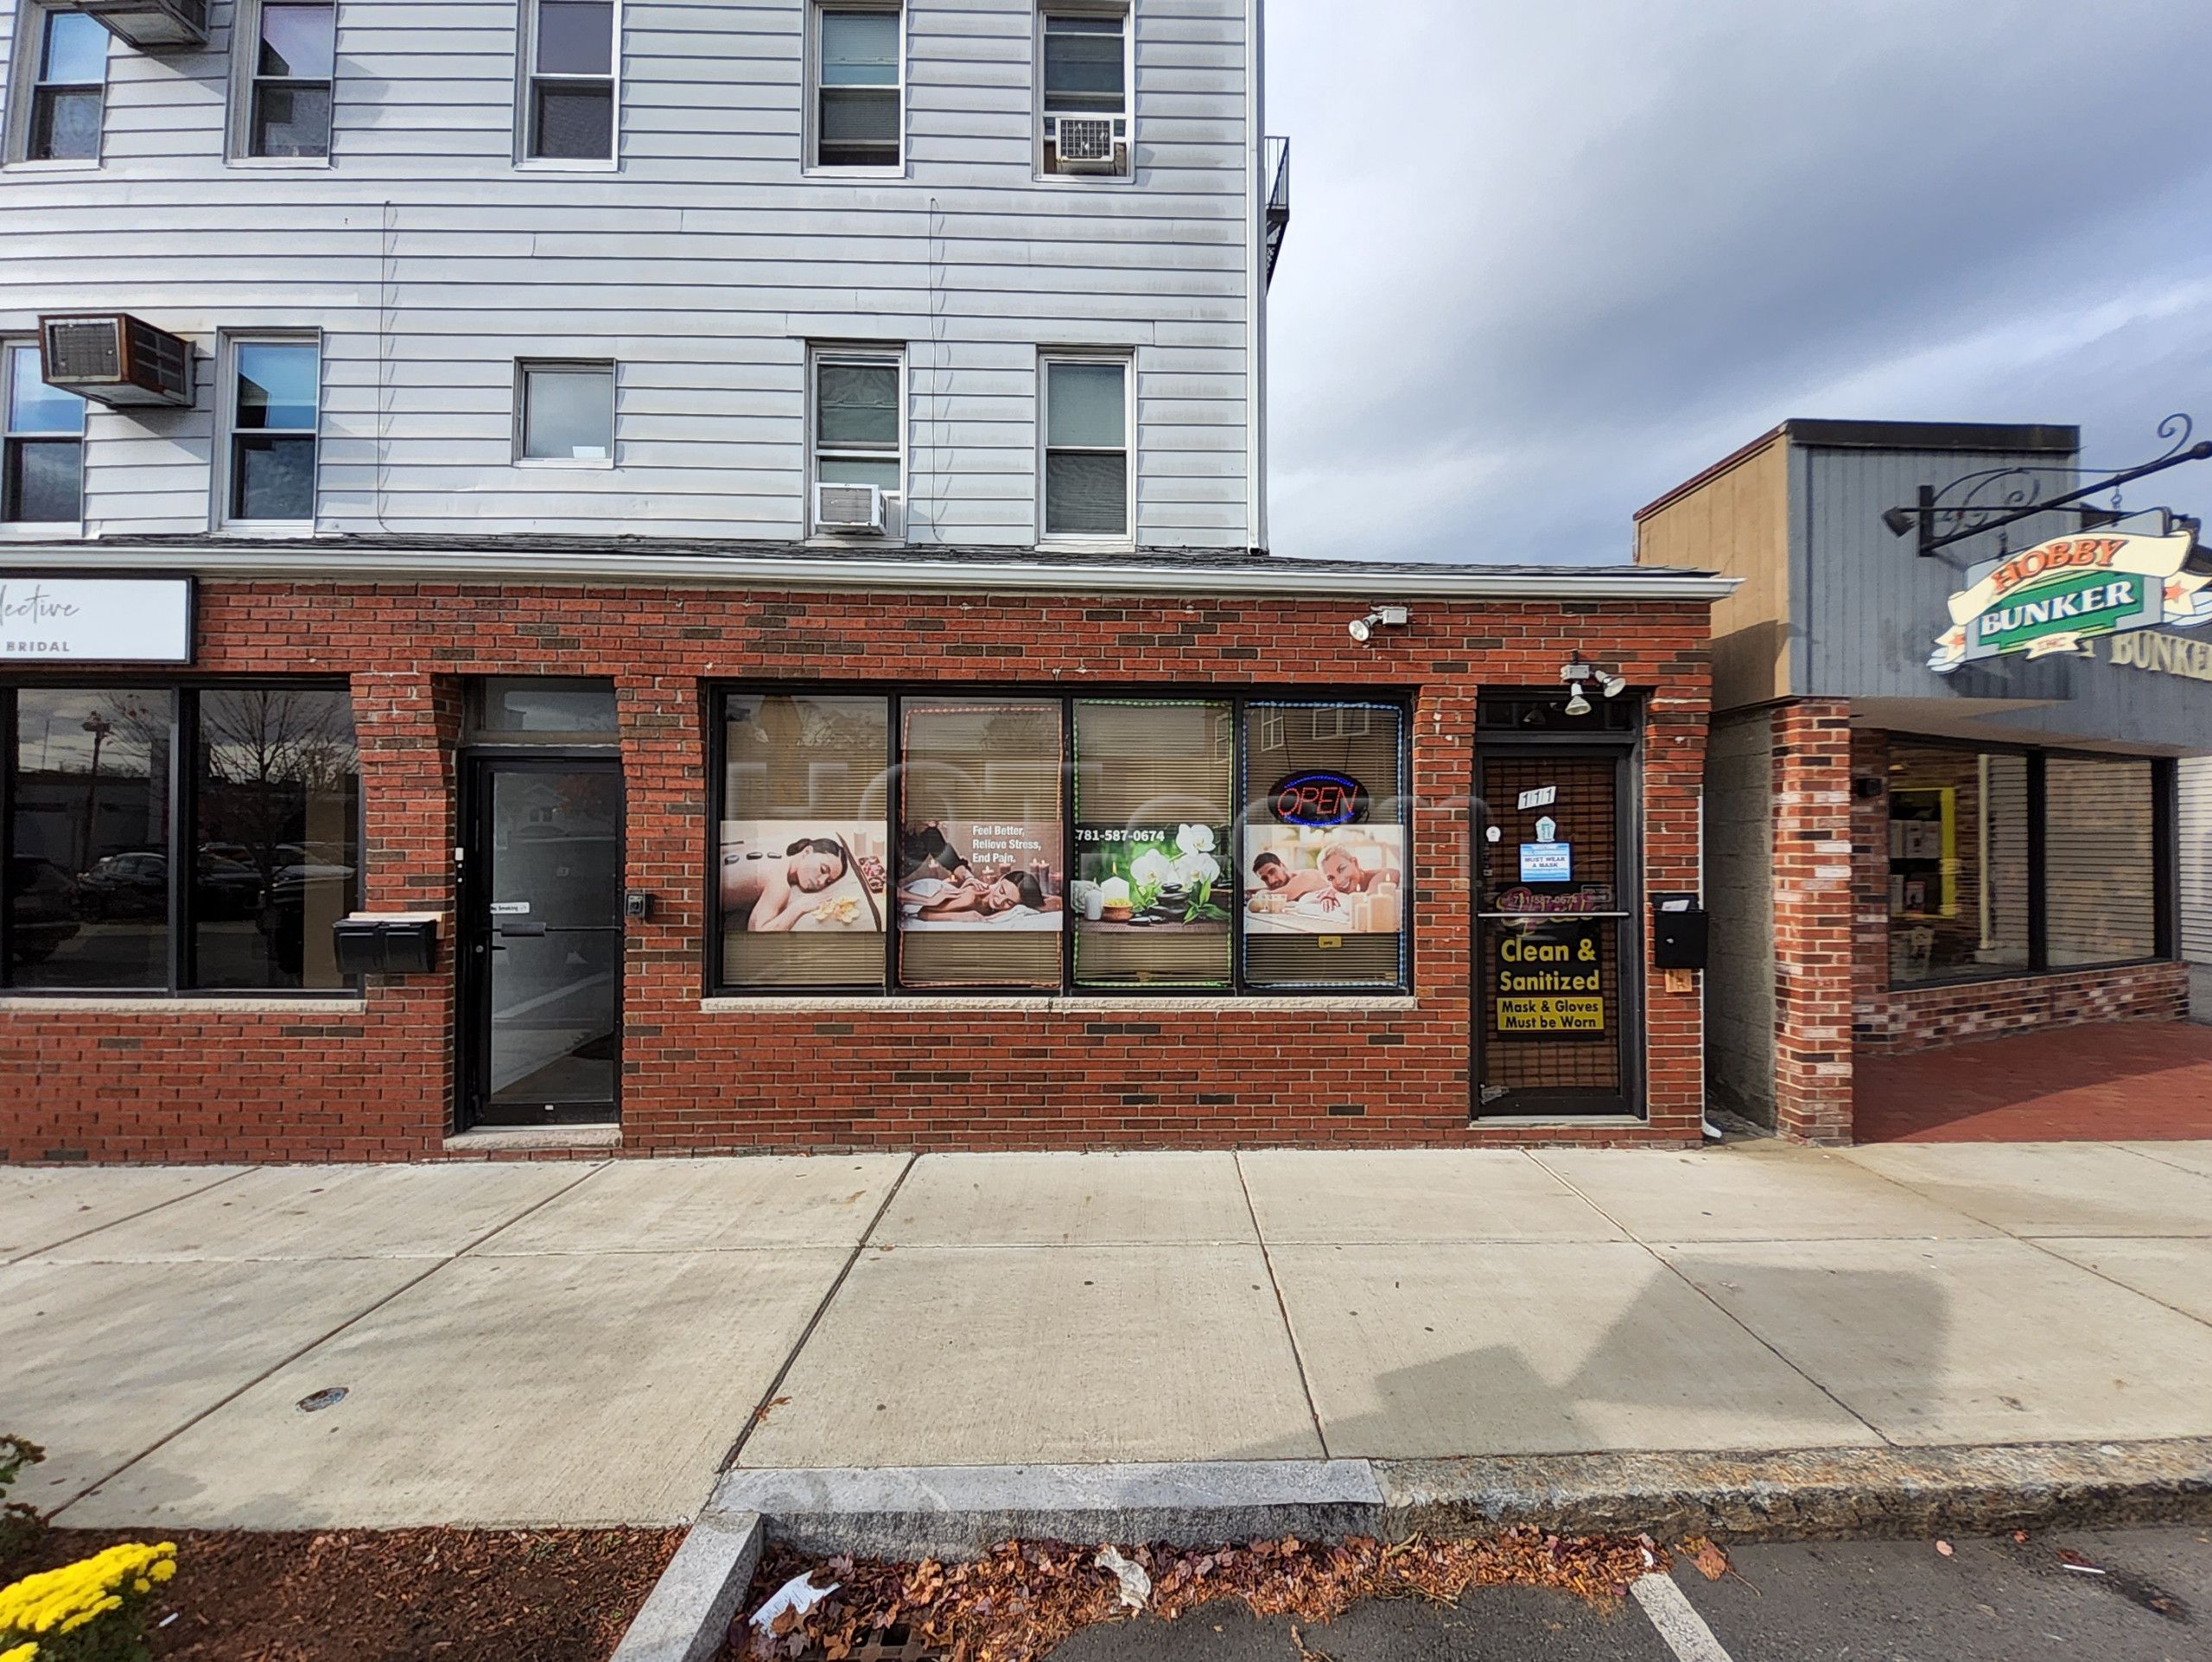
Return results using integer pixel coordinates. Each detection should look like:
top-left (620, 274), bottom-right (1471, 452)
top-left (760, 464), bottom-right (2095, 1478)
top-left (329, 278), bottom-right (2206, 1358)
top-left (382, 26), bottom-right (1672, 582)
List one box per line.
top-left (1633, 1573), bottom-right (1734, 1662)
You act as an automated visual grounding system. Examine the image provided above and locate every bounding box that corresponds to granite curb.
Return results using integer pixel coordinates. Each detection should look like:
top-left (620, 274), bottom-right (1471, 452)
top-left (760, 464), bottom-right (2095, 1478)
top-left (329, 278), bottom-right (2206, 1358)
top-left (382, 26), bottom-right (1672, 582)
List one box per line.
top-left (618, 1441), bottom-right (2212, 1656)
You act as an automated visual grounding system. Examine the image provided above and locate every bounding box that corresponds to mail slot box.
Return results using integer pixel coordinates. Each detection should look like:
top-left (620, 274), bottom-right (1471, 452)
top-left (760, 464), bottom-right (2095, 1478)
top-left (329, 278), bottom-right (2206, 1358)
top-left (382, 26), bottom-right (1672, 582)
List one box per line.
top-left (333, 914), bottom-right (442, 977)
top-left (1649, 893), bottom-right (1708, 971)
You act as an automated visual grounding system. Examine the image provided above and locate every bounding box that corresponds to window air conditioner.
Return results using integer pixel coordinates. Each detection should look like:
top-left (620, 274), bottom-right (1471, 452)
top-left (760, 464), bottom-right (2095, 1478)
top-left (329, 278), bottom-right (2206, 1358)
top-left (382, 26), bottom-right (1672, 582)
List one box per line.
top-left (815, 481), bottom-right (886, 535)
top-left (1052, 115), bottom-right (1121, 169)
top-left (39, 314), bottom-right (195, 408)
top-left (72, 0), bottom-right (210, 49)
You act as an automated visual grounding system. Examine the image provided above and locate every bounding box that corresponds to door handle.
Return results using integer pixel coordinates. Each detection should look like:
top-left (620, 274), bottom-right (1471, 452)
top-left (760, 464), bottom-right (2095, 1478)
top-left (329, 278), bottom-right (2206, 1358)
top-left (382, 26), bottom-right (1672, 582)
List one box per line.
top-left (495, 920), bottom-right (548, 937)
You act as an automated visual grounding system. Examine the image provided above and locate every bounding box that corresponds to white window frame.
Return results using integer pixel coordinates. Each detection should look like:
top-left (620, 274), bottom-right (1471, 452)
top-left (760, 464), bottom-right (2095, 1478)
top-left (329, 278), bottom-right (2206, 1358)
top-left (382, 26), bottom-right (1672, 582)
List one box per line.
top-left (216, 332), bottom-right (322, 533)
top-left (1033, 1), bottom-right (1133, 183)
top-left (6, 3), bottom-right (109, 169)
top-left (806, 344), bottom-right (906, 540)
top-left (804, 0), bottom-right (906, 178)
top-left (515, 0), bottom-right (621, 170)
top-left (1038, 348), bottom-right (1135, 550)
top-left (514, 359), bottom-right (618, 468)
top-left (1, 337), bottom-right (86, 532)
top-left (226, 0), bottom-right (339, 168)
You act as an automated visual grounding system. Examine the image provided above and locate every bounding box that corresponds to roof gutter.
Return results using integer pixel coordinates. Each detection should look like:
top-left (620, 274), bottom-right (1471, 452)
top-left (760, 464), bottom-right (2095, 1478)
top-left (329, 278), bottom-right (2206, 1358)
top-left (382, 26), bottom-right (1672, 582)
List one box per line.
top-left (0, 543), bottom-right (1740, 602)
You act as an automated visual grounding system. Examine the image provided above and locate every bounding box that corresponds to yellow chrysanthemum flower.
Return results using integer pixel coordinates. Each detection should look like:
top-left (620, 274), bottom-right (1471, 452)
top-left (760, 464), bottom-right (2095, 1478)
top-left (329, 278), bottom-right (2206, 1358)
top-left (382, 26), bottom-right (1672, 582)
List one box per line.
top-left (0, 1641), bottom-right (36, 1662)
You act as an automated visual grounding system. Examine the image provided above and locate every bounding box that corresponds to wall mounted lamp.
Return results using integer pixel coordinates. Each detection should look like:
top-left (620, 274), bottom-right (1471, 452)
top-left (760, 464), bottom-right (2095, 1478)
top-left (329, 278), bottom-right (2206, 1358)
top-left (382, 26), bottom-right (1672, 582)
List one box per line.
top-left (1348, 604), bottom-right (1410, 644)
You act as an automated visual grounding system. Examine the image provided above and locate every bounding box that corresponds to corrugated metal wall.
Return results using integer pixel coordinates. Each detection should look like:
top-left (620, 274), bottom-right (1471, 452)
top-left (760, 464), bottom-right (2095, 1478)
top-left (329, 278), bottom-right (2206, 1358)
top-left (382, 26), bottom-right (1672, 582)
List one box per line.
top-left (1702, 710), bottom-right (1775, 1124)
top-left (2183, 755), bottom-right (2212, 965)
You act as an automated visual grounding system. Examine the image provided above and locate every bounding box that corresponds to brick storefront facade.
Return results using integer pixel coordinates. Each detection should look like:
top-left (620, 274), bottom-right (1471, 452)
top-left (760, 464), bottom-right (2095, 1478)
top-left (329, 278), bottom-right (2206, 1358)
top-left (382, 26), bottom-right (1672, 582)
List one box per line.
top-left (1, 578), bottom-right (1714, 1164)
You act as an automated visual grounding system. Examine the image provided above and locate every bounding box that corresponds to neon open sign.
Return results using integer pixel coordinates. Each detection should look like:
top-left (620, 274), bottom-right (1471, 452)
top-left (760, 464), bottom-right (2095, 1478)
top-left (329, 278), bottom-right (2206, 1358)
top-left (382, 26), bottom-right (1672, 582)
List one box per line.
top-left (1270, 772), bottom-right (1370, 827)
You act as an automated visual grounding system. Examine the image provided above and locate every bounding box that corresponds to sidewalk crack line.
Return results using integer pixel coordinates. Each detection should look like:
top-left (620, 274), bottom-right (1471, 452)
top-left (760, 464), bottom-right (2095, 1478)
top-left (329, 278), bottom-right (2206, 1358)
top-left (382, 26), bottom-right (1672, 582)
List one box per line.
top-left (1236, 1150), bottom-right (1331, 1461)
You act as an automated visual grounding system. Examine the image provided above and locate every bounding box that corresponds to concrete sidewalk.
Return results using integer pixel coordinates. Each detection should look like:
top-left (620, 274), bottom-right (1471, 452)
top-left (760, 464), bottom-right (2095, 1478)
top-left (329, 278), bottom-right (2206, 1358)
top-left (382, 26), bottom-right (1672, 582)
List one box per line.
top-left (6, 1140), bottom-right (2212, 1531)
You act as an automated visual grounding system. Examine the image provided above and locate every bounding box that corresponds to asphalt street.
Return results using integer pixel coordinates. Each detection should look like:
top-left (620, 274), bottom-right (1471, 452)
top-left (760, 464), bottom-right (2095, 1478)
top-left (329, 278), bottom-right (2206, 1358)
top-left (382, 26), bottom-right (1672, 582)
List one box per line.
top-left (1049, 1526), bottom-right (2211, 1662)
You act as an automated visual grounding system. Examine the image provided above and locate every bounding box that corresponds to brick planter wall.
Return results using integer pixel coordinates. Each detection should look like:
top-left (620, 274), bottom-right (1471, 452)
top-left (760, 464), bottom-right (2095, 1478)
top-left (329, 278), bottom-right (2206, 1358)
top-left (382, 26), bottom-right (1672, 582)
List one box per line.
top-left (1, 580), bottom-right (1713, 1163)
top-left (1857, 961), bottom-right (2192, 1054)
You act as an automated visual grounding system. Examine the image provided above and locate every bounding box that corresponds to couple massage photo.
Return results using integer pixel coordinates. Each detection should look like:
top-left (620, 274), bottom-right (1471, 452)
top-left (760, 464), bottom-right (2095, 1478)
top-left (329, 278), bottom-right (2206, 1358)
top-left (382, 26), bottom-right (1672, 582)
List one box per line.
top-left (1244, 831), bottom-right (1405, 934)
top-left (895, 821), bottom-right (1065, 931)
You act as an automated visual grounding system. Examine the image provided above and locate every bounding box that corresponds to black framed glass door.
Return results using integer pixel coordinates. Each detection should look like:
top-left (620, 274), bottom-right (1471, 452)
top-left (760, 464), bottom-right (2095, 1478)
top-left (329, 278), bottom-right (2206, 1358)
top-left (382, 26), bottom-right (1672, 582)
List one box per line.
top-left (1474, 745), bottom-right (1642, 1118)
top-left (460, 755), bottom-right (623, 1127)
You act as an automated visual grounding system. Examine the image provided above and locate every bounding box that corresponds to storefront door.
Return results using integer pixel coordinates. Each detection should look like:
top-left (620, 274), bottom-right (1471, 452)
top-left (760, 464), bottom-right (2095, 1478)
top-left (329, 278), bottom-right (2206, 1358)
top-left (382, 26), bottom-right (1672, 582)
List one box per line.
top-left (1474, 744), bottom-right (1642, 1118)
top-left (459, 757), bottom-right (624, 1127)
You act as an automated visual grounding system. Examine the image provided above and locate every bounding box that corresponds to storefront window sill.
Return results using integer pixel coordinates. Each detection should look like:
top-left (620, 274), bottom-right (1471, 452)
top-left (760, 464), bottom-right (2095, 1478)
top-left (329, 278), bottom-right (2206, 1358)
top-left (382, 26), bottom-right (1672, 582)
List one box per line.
top-left (0, 996), bottom-right (368, 1015)
top-left (1473, 1114), bottom-right (1650, 1129)
top-left (444, 1125), bottom-right (621, 1154)
top-left (700, 993), bottom-right (1420, 1016)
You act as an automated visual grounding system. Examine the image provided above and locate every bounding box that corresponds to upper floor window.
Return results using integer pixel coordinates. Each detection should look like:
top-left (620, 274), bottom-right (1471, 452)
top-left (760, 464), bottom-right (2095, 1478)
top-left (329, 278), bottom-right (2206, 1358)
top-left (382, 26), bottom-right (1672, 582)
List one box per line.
top-left (22, 7), bottom-right (108, 163)
top-left (1041, 354), bottom-right (1130, 542)
top-left (1039, 7), bottom-right (1129, 178)
top-left (3, 341), bottom-right (85, 525)
top-left (524, 0), bottom-right (616, 162)
top-left (225, 338), bottom-right (320, 525)
top-left (813, 5), bottom-right (901, 169)
top-left (240, 1), bottom-right (336, 160)
top-left (518, 360), bottom-right (615, 462)
top-left (810, 348), bottom-right (901, 535)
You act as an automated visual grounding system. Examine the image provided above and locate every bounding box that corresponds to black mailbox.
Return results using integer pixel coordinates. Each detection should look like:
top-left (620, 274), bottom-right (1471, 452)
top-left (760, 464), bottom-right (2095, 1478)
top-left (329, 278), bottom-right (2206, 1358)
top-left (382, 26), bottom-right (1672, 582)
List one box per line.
top-left (332, 914), bottom-right (441, 977)
top-left (1649, 893), bottom-right (1708, 971)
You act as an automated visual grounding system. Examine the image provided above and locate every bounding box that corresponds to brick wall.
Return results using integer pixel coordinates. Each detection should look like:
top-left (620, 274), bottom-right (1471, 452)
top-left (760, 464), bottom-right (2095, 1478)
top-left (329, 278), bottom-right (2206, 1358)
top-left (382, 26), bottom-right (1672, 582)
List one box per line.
top-left (1, 581), bottom-right (1713, 1162)
top-left (1768, 699), bottom-right (1856, 1143)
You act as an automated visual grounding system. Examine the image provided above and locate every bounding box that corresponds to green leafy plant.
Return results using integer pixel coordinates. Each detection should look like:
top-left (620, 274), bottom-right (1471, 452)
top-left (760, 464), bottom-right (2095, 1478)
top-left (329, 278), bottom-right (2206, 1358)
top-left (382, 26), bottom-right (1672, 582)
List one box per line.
top-left (0, 1438), bottom-right (45, 1566)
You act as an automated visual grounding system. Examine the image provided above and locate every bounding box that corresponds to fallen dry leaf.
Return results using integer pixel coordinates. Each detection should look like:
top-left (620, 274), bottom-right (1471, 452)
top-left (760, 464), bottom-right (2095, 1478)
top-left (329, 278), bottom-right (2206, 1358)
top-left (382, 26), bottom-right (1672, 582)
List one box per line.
top-left (1684, 1536), bottom-right (1731, 1582)
top-left (752, 1396), bottom-right (792, 1427)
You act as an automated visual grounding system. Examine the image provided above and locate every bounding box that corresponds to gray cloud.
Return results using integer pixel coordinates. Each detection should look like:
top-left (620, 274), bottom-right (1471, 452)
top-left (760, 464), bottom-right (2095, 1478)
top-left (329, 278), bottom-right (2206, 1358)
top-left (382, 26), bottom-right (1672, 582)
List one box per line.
top-left (1263, 0), bottom-right (2212, 562)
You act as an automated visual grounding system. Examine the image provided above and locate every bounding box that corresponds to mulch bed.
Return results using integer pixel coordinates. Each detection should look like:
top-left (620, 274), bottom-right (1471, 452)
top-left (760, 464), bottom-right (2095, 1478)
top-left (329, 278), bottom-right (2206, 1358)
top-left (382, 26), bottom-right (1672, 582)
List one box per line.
top-left (3, 1525), bottom-right (681, 1662)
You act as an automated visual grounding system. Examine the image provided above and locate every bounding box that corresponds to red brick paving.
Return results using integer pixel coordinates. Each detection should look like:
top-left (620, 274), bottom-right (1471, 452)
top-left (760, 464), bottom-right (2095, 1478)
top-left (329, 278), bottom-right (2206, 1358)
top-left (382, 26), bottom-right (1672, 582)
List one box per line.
top-left (1855, 1021), bottom-right (2212, 1143)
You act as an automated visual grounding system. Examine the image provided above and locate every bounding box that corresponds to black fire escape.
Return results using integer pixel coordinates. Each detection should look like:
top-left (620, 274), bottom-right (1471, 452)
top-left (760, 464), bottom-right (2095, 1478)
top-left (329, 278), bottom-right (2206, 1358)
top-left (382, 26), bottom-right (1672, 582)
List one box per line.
top-left (1265, 137), bottom-right (1291, 287)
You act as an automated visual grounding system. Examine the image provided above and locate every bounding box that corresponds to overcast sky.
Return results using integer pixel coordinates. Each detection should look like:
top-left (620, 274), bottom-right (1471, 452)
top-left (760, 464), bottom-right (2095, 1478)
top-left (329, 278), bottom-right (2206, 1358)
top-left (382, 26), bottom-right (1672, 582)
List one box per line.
top-left (1262, 0), bottom-right (2212, 564)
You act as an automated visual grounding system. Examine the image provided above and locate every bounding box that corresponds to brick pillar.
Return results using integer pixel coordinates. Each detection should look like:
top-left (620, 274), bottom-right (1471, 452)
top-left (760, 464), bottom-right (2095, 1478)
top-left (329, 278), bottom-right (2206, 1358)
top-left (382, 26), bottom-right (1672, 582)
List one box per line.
top-left (1770, 698), bottom-right (1855, 1143)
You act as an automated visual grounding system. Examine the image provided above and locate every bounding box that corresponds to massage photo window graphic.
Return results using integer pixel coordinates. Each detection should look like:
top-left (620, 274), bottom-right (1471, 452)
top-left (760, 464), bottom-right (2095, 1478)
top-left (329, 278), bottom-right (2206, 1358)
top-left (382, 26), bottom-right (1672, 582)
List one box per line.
top-left (711, 690), bottom-right (1410, 995)
top-left (1238, 701), bottom-right (1409, 990)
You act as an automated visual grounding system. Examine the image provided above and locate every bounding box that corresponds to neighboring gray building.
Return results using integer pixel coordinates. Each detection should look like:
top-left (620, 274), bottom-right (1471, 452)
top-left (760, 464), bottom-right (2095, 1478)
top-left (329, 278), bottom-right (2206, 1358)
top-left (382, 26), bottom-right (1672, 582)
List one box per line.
top-left (1641, 419), bottom-right (2209, 1139)
top-left (1, 0), bottom-right (1281, 550)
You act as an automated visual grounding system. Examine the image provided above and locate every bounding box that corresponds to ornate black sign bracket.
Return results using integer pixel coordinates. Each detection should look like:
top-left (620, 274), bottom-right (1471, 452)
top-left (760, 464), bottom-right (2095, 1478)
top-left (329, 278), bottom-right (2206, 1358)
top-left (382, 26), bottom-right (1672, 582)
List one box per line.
top-left (1883, 413), bottom-right (2211, 562)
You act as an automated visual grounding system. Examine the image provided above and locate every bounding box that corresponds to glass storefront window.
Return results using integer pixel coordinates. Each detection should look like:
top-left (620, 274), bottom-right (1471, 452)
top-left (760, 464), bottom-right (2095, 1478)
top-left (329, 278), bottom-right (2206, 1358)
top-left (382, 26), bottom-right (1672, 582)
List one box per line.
top-left (1239, 702), bottom-right (1408, 989)
top-left (1887, 742), bottom-right (2030, 985)
top-left (8, 690), bottom-right (172, 990)
top-left (719, 692), bottom-right (892, 989)
top-left (1886, 738), bottom-right (2165, 986)
top-left (2046, 755), bottom-right (2158, 967)
top-left (1071, 700), bottom-right (1233, 988)
top-left (897, 699), bottom-right (1066, 989)
top-left (3, 686), bottom-right (359, 994)
top-left (194, 688), bottom-right (360, 990)
top-left (709, 688), bottom-right (1413, 997)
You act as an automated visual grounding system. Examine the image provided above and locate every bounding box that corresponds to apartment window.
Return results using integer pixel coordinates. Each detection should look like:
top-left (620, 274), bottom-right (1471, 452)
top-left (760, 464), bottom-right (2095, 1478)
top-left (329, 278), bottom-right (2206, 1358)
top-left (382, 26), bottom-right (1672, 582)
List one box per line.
top-left (1042, 355), bottom-right (1129, 540)
top-left (709, 688), bottom-right (1414, 997)
top-left (242, 1), bottom-right (337, 159)
top-left (3, 341), bottom-right (85, 525)
top-left (1039, 7), bottom-right (1128, 176)
top-left (23, 7), bottom-right (108, 162)
top-left (814, 5), bottom-right (901, 169)
top-left (525, 0), bottom-right (616, 162)
top-left (3, 685), bottom-right (360, 993)
top-left (518, 361), bottom-right (614, 462)
top-left (811, 349), bottom-right (901, 526)
top-left (226, 338), bottom-right (320, 524)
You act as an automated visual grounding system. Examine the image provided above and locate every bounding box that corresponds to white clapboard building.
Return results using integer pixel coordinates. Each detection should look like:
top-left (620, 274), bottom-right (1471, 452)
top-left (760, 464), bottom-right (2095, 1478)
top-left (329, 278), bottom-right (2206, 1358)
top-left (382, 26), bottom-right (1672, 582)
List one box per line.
top-left (0, 0), bottom-right (1283, 550)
